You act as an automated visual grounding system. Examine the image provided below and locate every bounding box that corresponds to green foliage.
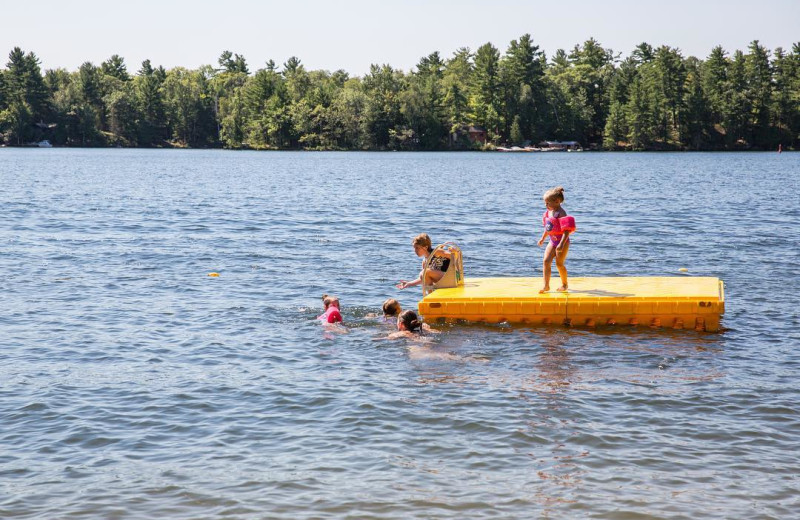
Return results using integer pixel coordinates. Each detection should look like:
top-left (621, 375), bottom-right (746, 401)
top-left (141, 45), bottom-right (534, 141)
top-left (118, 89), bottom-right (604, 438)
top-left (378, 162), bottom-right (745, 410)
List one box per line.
top-left (362, 64), bottom-right (405, 149)
top-left (402, 52), bottom-right (448, 149)
top-left (101, 55), bottom-right (130, 81)
top-left (471, 42), bottom-right (502, 141)
top-left (135, 60), bottom-right (167, 146)
top-left (683, 58), bottom-right (710, 149)
top-left (3, 37), bottom-right (800, 150)
top-left (443, 47), bottom-right (473, 133)
top-left (1, 47), bottom-right (49, 143)
top-left (162, 67), bottom-right (215, 146)
top-left (51, 77), bottom-right (101, 146)
top-left (744, 41), bottom-right (773, 145)
top-left (702, 45), bottom-right (728, 131)
top-left (105, 83), bottom-right (138, 144)
top-left (510, 115), bottom-right (523, 145)
top-left (218, 51), bottom-right (249, 75)
top-left (603, 100), bottom-right (627, 149)
top-left (0, 98), bottom-right (33, 145)
top-left (626, 76), bottom-right (654, 149)
top-left (500, 34), bottom-right (546, 142)
top-left (653, 46), bottom-right (687, 144)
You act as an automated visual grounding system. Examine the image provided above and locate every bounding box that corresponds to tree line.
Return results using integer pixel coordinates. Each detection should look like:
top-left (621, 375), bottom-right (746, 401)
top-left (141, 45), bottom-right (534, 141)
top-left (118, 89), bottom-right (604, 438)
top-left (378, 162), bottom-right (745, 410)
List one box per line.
top-left (1, 37), bottom-right (798, 150)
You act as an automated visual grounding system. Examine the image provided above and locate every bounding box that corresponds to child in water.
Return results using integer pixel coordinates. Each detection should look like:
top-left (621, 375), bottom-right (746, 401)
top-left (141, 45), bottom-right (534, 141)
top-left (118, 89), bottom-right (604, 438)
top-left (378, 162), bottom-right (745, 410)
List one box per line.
top-left (318, 294), bottom-right (343, 323)
top-left (381, 298), bottom-right (436, 332)
top-left (382, 298), bottom-right (402, 320)
top-left (387, 310), bottom-right (424, 339)
top-left (537, 186), bottom-right (573, 293)
top-left (365, 298), bottom-right (401, 321)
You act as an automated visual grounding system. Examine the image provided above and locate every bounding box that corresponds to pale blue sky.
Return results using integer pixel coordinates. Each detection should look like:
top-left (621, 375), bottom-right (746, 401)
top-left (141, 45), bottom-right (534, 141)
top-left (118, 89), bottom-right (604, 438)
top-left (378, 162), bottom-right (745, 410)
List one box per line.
top-left (2, 0), bottom-right (798, 74)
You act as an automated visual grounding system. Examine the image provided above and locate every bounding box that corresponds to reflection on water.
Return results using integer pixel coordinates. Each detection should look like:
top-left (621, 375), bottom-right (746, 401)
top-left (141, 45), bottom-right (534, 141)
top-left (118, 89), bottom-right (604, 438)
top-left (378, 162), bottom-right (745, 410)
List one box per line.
top-left (535, 332), bottom-right (575, 394)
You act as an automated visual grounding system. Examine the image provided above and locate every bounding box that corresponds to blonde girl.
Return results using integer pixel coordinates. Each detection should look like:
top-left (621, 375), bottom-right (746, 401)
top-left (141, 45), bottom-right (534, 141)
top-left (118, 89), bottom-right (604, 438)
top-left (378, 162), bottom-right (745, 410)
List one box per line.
top-left (536, 186), bottom-right (575, 293)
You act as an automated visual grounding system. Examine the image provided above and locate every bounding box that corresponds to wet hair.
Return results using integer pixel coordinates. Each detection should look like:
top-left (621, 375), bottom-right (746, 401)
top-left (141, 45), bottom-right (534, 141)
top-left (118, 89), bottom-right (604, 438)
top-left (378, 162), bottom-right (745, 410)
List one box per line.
top-left (322, 294), bottom-right (340, 309)
top-left (412, 233), bottom-right (432, 252)
top-left (382, 298), bottom-right (401, 317)
top-left (398, 310), bottom-right (422, 332)
top-left (543, 186), bottom-right (565, 203)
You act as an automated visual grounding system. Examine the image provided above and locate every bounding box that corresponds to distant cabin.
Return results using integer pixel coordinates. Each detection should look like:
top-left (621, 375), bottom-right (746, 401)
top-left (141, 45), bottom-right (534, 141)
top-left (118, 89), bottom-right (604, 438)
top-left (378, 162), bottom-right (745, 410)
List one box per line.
top-left (451, 125), bottom-right (488, 146)
top-left (539, 140), bottom-right (581, 150)
top-left (468, 126), bottom-right (487, 145)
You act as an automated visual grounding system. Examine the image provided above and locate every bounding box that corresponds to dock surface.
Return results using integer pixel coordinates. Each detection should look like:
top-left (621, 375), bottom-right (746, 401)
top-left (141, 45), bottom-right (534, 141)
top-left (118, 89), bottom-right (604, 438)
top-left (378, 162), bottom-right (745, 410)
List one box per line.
top-left (418, 277), bottom-right (725, 332)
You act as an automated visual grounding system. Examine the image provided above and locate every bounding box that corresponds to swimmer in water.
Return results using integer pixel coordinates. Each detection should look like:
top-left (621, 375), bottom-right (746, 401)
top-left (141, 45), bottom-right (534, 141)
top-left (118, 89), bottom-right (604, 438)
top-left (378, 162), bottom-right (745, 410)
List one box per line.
top-left (382, 298), bottom-right (402, 320)
top-left (385, 311), bottom-right (462, 361)
top-left (365, 298), bottom-right (401, 321)
top-left (387, 310), bottom-right (423, 339)
top-left (318, 294), bottom-right (343, 324)
top-left (378, 298), bottom-right (438, 332)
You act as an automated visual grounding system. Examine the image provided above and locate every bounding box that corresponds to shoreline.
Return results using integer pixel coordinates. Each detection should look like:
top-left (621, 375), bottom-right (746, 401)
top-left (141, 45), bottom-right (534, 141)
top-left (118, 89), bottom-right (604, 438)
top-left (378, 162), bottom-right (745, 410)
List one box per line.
top-left (1, 144), bottom-right (794, 153)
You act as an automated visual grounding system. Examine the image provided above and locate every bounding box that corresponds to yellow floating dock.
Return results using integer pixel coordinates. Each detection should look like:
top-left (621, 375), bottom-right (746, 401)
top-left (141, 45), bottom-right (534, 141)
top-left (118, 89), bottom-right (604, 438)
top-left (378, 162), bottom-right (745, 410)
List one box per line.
top-left (418, 277), bottom-right (725, 332)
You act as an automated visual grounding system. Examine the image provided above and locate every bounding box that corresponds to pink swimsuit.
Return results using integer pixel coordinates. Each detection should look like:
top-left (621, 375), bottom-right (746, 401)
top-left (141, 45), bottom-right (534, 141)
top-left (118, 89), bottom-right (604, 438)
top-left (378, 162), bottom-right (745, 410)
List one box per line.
top-left (542, 210), bottom-right (576, 247)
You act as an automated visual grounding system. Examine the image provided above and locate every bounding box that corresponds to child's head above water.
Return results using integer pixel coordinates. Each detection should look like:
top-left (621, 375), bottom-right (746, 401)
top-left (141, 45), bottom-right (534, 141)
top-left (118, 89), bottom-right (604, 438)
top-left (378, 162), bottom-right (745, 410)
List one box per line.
top-left (382, 298), bottom-right (402, 317)
top-left (319, 294), bottom-right (342, 323)
top-left (543, 186), bottom-right (565, 209)
top-left (397, 310), bottom-right (422, 332)
top-left (322, 294), bottom-right (340, 310)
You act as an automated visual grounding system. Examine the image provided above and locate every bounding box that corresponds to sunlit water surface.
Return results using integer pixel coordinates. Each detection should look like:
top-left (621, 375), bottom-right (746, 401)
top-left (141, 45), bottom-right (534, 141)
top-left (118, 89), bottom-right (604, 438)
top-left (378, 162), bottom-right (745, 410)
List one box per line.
top-left (2, 149), bottom-right (799, 519)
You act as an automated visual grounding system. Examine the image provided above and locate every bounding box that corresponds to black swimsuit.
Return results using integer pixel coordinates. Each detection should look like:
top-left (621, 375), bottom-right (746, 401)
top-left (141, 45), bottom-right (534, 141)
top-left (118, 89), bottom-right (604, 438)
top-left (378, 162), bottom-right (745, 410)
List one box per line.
top-left (427, 253), bottom-right (450, 273)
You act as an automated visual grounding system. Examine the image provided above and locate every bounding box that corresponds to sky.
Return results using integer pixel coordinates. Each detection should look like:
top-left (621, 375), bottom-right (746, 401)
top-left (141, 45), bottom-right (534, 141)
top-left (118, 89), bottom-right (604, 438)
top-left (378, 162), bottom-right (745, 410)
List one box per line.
top-left (2, 0), bottom-right (799, 74)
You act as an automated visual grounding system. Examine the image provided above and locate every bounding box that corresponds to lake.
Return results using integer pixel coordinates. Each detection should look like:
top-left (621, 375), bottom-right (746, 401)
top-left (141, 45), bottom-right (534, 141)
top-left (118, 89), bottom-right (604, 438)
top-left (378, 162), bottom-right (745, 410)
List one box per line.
top-left (1, 149), bottom-right (798, 519)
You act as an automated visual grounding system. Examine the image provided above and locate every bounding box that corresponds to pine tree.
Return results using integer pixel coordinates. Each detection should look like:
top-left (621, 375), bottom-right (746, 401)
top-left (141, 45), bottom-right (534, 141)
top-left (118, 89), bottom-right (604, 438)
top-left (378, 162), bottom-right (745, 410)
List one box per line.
top-left (471, 43), bottom-right (502, 141)
top-left (744, 40), bottom-right (773, 147)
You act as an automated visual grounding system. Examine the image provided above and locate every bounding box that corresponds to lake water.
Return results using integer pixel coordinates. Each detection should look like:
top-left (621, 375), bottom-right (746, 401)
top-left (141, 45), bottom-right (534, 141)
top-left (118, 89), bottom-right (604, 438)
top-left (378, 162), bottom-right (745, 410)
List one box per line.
top-left (1, 149), bottom-right (799, 519)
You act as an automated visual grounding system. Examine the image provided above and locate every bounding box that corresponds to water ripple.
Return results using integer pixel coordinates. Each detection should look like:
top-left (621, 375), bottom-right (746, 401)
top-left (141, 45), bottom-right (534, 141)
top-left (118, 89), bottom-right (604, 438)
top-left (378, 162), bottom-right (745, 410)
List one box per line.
top-left (1, 149), bottom-right (799, 519)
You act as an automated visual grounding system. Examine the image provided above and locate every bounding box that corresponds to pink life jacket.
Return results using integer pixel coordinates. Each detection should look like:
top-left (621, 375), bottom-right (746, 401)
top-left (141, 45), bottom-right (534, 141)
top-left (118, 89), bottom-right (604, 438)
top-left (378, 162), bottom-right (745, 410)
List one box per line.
top-left (318, 306), bottom-right (342, 324)
top-left (542, 210), bottom-right (576, 237)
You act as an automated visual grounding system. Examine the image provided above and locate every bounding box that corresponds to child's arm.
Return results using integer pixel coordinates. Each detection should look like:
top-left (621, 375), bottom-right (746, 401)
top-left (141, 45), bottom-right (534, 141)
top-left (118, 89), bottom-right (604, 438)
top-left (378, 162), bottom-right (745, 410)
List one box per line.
top-left (397, 270), bottom-right (425, 289)
top-left (385, 331), bottom-right (413, 339)
top-left (537, 230), bottom-right (548, 246)
top-left (556, 230), bottom-right (570, 251)
top-left (421, 322), bottom-right (440, 333)
top-left (396, 277), bottom-right (422, 289)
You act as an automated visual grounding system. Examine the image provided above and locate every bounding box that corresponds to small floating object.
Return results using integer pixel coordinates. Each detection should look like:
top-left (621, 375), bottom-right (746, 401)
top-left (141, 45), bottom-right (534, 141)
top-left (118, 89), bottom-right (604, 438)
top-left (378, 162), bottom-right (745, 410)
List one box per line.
top-left (678, 268), bottom-right (689, 272)
top-left (208, 272), bottom-right (220, 277)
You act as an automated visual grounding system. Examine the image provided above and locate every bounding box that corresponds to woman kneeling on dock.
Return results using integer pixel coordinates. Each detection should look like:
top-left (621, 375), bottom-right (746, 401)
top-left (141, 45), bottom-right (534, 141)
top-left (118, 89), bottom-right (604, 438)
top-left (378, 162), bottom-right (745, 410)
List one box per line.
top-left (396, 233), bottom-right (451, 290)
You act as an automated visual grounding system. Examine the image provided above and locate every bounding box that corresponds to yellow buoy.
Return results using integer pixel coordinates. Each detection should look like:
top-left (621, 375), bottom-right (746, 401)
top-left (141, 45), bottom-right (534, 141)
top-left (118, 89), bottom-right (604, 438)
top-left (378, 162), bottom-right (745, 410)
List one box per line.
top-left (678, 268), bottom-right (689, 272)
top-left (208, 272), bottom-right (220, 277)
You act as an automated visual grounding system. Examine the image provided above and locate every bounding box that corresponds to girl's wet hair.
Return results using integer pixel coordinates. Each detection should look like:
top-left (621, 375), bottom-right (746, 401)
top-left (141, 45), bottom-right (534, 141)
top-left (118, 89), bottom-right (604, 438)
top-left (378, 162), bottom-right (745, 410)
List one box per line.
top-left (382, 298), bottom-right (401, 317)
top-left (322, 294), bottom-right (339, 309)
top-left (543, 186), bottom-right (565, 202)
top-left (398, 310), bottom-right (422, 332)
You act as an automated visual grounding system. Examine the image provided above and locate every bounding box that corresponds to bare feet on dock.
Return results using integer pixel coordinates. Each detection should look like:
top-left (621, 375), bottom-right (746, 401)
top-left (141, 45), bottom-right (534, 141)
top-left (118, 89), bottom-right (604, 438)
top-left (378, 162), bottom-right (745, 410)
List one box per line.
top-left (556, 285), bottom-right (568, 292)
top-left (539, 286), bottom-right (549, 294)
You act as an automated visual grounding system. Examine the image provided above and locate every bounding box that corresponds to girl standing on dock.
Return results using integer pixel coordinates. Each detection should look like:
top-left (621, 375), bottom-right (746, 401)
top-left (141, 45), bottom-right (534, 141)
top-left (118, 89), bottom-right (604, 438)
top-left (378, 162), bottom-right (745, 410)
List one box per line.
top-left (537, 186), bottom-right (575, 293)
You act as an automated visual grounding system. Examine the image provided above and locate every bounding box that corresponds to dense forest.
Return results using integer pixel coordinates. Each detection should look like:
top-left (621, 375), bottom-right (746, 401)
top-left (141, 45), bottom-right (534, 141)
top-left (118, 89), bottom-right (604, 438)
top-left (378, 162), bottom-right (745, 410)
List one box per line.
top-left (1, 36), bottom-right (799, 150)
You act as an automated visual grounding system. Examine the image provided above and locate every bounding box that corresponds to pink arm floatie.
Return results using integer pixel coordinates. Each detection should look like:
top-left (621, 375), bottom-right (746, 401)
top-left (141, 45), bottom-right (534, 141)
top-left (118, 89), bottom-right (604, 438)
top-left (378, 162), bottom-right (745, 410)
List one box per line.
top-left (558, 216), bottom-right (576, 233)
